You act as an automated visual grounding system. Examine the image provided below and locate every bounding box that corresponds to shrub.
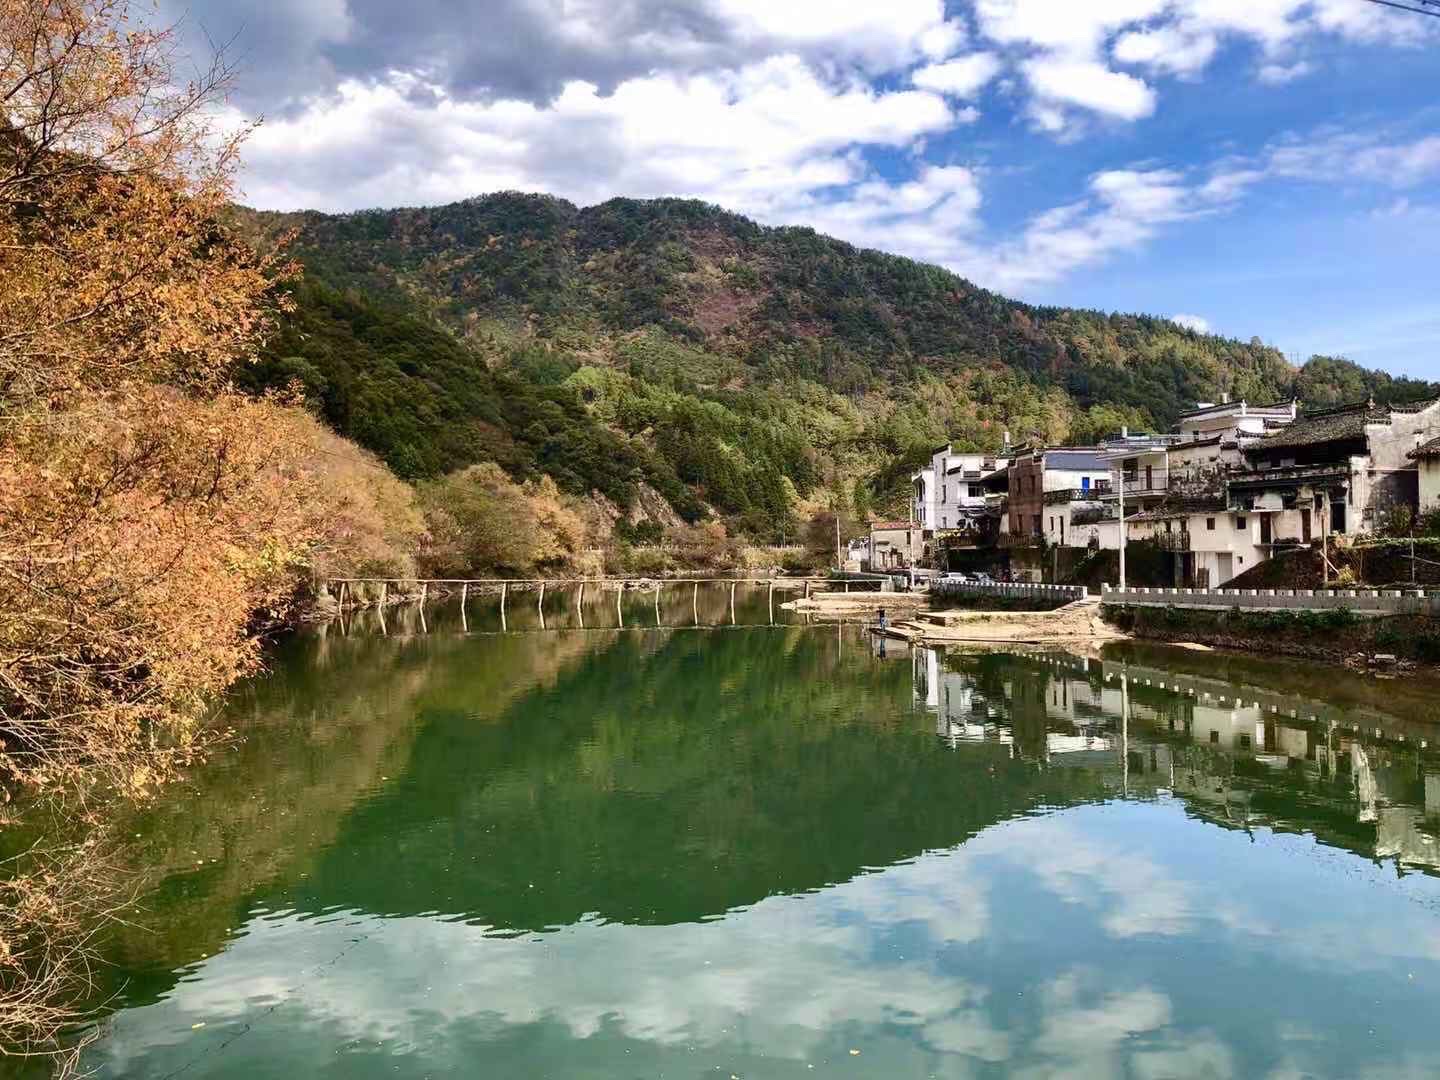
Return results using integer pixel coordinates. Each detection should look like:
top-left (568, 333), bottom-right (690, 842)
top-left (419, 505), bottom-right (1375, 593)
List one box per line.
top-left (418, 463), bottom-right (591, 577)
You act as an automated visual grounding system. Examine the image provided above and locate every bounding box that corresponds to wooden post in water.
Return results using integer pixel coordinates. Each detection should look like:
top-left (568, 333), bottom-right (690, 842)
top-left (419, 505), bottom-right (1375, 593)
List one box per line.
top-left (654, 583), bottom-right (661, 626)
top-left (616, 584), bottom-right (624, 627)
top-left (576, 582), bottom-right (585, 629)
top-left (693, 582), bottom-right (699, 625)
top-left (805, 580), bottom-right (811, 599)
top-left (538, 580), bottom-right (546, 616)
top-left (768, 582), bottom-right (774, 624)
top-left (379, 580), bottom-right (388, 608)
top-left (460, 582), bottom-right (468, 608)
top-left (338, 581), bottom-right (348, 612)
top-left (500, 582), bottom-right (508, 633)
top-left (420, 581), bottom-right (428, 606)
top-left (730, 581), bottom-right (737, 624)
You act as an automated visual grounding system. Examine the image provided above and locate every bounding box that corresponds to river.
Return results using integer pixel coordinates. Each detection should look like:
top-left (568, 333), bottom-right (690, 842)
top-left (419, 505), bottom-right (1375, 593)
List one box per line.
top-left (16, 584), bottom-right (1440, 1078)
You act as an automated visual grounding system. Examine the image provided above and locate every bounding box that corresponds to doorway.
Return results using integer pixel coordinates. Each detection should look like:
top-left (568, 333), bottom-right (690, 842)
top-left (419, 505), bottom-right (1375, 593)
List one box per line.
top-left (1301, 508), bottom-right (1312, 543)
top-left (1260, 516), bottom-right (1273, 545)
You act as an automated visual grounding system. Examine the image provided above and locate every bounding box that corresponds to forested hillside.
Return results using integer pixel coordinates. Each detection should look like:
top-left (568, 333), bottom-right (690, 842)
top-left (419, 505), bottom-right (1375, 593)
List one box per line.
top-left (232, 193), bottom-right (1437, 537)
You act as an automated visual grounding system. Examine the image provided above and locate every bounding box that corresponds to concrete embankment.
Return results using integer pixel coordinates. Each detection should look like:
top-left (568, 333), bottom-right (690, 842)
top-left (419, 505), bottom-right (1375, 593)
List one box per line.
top-left (787, 591), bottom-right (1124, 646)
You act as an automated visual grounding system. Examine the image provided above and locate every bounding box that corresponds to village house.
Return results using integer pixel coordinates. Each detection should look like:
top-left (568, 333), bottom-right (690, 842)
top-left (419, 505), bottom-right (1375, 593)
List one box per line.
top-left (1007, 448), bottom-right (1112, 542)
top-left (913, 443), bottom-right (1010, 534)
top-left (1410, 436), bottom-right (1440, 512)
top-left (867, 521), bottom-right (924, 570)
top-left (1231, 397), bottom-right (1440, 541)
top-left (1101, 401), bottom-right (1298, 587)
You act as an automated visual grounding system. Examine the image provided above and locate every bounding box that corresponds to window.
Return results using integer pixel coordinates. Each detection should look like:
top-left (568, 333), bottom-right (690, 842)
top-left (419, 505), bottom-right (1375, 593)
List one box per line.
top-left (1206, 518), bottom-right (1216, 531)
top-left (1235, 516), bottom-right (1247, 530)
top-left (1210, 730), bottom-right (1220, 744)
top-left (1238, 734), bottom-right (1252, 749)
top-left (1081, 476), bottom-right (1091, 492)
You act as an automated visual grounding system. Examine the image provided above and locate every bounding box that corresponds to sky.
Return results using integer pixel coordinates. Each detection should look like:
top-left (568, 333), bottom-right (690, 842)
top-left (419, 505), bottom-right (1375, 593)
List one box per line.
top-left (170, 0), bottom-right (1440, 377)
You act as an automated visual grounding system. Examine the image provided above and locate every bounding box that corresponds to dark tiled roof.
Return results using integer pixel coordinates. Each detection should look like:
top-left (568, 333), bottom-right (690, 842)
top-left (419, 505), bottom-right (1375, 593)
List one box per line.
top-left (1042, 449), bottom-right (1110, 472)
top-left (869, 521), bottom-right (913, 531)
top-left (1249, 400), bottom-right (1386, 451)
top-left (1409, 435), bottom-right (1440, 460)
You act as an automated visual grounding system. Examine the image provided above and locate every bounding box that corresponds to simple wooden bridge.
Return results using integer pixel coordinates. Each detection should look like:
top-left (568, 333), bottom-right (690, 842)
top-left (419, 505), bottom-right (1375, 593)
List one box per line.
top-left (319, 574), bottom-right (892, 632)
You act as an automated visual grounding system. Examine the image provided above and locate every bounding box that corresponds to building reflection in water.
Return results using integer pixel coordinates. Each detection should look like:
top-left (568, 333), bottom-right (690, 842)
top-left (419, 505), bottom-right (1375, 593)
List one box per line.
top-left (911, 645), bottom-right (1440, 874)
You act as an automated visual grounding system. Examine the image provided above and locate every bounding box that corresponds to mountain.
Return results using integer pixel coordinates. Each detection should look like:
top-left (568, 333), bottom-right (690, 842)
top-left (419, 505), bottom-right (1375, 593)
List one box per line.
top-left (230, 193), bottom-right (1437, 536)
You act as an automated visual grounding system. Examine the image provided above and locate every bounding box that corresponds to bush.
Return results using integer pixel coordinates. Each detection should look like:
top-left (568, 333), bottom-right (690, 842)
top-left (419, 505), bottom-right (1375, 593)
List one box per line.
top-left (616, 519), bottom-right (665, 546)
top-left (418, 463), bottom-right (591, 577)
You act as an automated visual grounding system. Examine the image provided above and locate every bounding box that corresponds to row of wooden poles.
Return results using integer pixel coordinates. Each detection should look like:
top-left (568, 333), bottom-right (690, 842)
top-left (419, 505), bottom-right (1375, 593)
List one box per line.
top-left (329, 576), bottom-right (885, 634)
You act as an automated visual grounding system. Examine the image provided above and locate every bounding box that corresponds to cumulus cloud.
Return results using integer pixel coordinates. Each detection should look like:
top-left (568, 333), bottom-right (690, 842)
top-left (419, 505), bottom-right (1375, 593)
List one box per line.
top-left (912, 52), bottom-right (1004, 97)
top-left (1112, 26), bottom-right (1219, 77)
top-left (1257, 59), bottom-right (1314, 84)
top-left (167, 0), bottom-right (967, 113)
top-left (232, 60), bottom-right (956, 213)
top-left (1172, 313), bottom-right (1211, 333)
top-left (1020, 57), bottom-right (1156, 124)
top-left (970, 0), bottom-right (1429, 134)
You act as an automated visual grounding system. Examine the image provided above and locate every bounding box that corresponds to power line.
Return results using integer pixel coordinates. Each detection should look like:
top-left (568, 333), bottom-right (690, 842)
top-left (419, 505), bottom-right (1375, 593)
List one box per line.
top-left (1359, 0), bottom-right (1440, 17)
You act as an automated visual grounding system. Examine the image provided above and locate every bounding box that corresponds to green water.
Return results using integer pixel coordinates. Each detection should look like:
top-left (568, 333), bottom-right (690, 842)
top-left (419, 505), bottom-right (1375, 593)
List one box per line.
top-left (30, 586), bottom-right (1440, 1078)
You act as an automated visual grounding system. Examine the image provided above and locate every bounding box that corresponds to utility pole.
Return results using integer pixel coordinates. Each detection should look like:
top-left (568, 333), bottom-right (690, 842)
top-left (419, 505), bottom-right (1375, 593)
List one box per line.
top-left (835, 507), bottom-right (842, 570)
top-left (1322, 493), bottom-right (1329, 588)
top-left (1118, 461), bottom-right (1127, 591)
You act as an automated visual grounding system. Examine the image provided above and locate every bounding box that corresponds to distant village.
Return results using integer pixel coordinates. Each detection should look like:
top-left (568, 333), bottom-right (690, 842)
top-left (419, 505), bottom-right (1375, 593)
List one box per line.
top-left (862, 395), bottom-right (1440, 588)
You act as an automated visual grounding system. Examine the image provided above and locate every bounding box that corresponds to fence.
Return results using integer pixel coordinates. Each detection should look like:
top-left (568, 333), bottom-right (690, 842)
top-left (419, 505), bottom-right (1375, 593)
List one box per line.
top-left (1101, 584), bottom-right (1440, 616)
top-left (932, 580), bottom-right (1087, 605)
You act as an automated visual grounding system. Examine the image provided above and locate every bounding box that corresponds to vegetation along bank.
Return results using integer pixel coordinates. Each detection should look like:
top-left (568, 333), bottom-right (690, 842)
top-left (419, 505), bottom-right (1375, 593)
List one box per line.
top-left (1102, 603), bottom-right (1440, 668)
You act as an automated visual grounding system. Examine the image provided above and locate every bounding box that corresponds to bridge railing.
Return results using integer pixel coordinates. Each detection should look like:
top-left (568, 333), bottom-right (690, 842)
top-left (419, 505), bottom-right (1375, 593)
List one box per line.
top-left (1101, 583), bottom-right (1440, 614)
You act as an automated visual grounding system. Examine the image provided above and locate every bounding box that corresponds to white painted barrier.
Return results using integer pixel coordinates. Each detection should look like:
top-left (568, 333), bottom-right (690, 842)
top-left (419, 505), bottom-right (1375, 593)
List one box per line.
top-left (1099, 582), bottom-right (1440, 615)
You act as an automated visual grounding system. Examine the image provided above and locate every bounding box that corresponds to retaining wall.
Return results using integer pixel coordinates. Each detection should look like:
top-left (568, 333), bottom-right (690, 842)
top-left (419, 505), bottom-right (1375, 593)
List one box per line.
top-left (1102, 584), bottom-right (1440, 616)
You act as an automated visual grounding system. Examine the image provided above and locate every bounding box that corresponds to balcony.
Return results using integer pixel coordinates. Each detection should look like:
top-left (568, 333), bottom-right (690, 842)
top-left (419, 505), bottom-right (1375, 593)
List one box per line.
top-left (1228, 463), bottom-right (1349, 490)
top-left (1117, 471), bottom-right (1170, 497)
top-left (1044, 485), bottom-right (1110, 505)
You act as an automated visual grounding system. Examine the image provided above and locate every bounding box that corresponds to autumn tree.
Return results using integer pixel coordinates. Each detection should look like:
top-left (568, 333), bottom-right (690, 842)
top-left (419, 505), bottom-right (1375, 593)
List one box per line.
top-left (419, 463), bottom-right (589, 578)
top-left (1, 0), bottom-right (288, 405)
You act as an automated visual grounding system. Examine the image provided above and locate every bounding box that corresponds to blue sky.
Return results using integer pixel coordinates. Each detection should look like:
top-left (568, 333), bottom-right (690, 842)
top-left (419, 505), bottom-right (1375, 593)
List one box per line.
top-left (174, 0), bottom-right (1440, 377)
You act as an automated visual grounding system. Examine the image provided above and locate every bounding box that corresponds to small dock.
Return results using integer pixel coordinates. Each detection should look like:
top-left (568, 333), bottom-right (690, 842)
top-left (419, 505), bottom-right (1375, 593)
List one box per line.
top-left (877, 596), bottom-right (1121, 646)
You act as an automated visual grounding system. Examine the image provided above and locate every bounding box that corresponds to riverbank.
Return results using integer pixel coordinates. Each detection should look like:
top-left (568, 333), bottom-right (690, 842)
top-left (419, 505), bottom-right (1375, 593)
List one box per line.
top-left (1102, 602), bottom-right (1440, 669)
top-left (788, 590), bottom-right (1123, 646)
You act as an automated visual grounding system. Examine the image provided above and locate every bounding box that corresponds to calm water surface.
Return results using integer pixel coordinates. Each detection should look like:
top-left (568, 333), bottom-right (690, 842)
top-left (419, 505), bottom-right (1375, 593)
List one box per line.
top-left (35, 586), bottom-right (1440, 1078)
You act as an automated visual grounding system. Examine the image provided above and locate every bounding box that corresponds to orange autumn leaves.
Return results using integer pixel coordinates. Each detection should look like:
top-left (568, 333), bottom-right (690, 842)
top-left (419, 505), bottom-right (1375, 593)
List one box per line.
top-left (0, 0), bottom-right (333, 795)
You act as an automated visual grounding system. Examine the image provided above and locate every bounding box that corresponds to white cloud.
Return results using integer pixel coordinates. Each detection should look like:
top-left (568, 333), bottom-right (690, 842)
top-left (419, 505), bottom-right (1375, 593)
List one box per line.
top-left (1267, 132), bottom-right (1440, 188)
top-left (1172, 313), bottom-right (1211, 333)
top-left (235, 60), bottom-right (957, 213)
top-left (912, 52), bottom-right (1004, 97)
top-left (709, 0), bottom-right (967, 71)
top-left (1257, 60), bottom-right (1313, 84)
top-left (1020, 57), bottom-right (1157, 124)
top-left (1113, 26), bottom-right (1219, 77)
top-left (968, 0), bottom-right (1432, 134)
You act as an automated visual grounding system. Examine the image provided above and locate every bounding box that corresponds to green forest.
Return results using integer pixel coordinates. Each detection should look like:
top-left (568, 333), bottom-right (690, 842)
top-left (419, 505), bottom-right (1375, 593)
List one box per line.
top-left (232, 192), bottom-right (1438, 541)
